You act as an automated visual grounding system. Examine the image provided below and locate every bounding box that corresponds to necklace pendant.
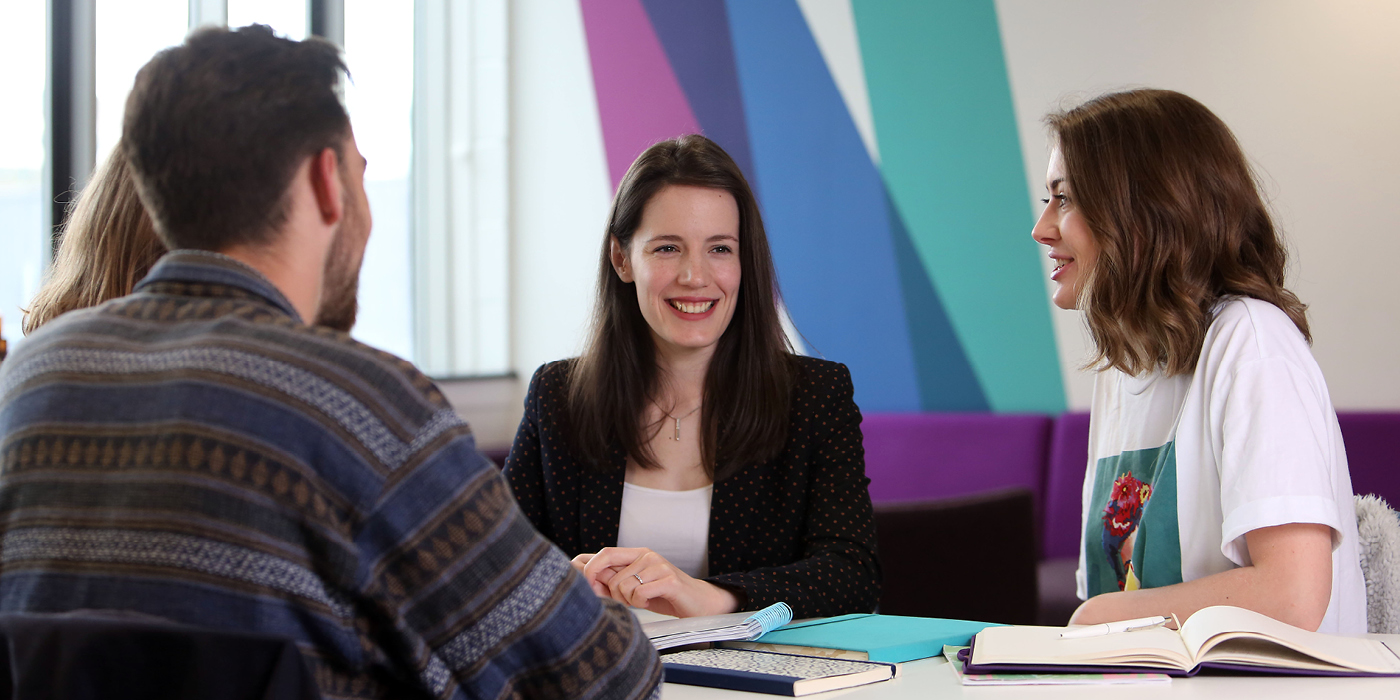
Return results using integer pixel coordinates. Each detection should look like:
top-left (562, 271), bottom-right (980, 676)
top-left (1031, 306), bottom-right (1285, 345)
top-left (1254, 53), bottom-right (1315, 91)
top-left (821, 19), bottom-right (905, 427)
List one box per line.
top-left (674, 417), bottom-right (682, 441)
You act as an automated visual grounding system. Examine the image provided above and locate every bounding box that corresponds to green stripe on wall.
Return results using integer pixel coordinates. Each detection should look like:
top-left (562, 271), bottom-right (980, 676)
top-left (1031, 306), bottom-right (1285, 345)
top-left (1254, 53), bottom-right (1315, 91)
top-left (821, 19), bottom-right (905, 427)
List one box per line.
top-left (852, 0), bottom-right (1064, 413)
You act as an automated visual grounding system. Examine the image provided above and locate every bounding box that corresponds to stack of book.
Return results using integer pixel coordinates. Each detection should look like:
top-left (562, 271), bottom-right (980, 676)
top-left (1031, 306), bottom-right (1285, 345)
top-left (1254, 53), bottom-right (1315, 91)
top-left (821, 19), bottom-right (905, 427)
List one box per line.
top-left (644, 606), bottom-right (997, 695)
top-left (646, 603), bottom-right (1400, 694)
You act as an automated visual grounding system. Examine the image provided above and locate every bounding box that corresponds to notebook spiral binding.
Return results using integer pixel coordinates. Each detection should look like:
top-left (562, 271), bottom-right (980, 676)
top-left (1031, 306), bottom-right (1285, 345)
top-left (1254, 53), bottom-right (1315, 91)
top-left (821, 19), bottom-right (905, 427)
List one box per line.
top-left (749, 602), bottom-right (793, 637)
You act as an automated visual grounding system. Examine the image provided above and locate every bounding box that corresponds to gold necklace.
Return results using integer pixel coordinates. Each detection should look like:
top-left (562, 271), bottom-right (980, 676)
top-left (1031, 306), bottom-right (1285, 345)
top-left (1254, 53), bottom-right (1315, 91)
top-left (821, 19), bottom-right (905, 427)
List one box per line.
top-left (662, 404), bottom-right (702, 441)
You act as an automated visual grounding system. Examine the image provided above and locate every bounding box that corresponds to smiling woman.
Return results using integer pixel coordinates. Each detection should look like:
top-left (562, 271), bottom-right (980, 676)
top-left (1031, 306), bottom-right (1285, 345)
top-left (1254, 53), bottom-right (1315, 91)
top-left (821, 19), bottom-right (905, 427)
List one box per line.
top-left (611, 185), bottom-right (741, 362)
top-left (503, 135), bottom-right (882, 620)
top-left (1032, 89), bottom-right (1364, 635)
top-left (1031, 148), bottom-right (1098, 312)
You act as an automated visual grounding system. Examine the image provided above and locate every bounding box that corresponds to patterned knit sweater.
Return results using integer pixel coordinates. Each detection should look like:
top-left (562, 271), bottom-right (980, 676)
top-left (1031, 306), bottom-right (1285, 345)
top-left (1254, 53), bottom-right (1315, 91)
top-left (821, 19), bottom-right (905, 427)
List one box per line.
top-left (0, 251), bottom-right (661, 700)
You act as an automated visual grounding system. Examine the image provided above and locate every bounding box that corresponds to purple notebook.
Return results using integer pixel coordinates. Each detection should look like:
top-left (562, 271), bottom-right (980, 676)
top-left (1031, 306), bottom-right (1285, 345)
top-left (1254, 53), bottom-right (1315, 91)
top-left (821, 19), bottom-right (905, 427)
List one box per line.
top-left (960, 639), bottom-right (1400, 678)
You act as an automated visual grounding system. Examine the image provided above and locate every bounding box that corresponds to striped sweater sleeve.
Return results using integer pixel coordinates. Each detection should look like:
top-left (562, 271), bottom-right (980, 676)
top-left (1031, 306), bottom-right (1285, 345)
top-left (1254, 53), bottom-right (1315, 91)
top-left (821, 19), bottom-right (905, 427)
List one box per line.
top-left (354, 417), bottom-right (662, 700)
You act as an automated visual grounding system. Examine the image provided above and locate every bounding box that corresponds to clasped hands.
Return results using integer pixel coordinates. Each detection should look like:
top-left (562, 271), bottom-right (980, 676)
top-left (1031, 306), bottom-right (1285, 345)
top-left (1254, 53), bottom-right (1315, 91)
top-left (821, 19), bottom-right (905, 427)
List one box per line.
top-left (572, 547), bottom-right (739, 618)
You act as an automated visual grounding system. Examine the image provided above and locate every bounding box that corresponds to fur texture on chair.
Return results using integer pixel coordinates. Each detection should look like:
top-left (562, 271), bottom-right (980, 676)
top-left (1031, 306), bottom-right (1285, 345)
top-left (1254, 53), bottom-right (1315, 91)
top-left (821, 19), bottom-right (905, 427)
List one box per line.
top-left (1355, 493), bottom-right (1400, 633)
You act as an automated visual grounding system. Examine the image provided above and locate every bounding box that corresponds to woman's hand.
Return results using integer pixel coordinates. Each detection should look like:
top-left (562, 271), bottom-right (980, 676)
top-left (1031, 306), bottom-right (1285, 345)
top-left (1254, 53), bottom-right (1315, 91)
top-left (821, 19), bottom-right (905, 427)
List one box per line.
top-left (577, 547), bottom-right (740, 618)
top-left (571, 553), bottom-right (605, 595)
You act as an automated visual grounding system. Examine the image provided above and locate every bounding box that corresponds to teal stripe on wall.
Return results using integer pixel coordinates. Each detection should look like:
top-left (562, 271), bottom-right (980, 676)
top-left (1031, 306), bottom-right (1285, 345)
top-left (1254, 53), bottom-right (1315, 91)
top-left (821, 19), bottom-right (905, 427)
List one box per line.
top-left (852, 0), bottom-right (1065, 412)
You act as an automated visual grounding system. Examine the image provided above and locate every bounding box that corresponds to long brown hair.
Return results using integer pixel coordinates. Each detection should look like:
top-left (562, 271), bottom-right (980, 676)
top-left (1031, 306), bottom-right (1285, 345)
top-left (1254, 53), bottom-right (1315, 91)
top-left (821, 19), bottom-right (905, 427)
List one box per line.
top-left (23, 144), bottom-right (166, 334)
top-left (567, 135), bottom-right (795, 480)
top-left (1047, 89), bottom-right (1309, 377)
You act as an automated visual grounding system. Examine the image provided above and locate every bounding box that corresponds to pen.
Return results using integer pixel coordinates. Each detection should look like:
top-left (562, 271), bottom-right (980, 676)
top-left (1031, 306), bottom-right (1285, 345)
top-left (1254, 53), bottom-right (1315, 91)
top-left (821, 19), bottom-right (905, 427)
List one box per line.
top-left (1059, 615), bottom-right (1170, 639)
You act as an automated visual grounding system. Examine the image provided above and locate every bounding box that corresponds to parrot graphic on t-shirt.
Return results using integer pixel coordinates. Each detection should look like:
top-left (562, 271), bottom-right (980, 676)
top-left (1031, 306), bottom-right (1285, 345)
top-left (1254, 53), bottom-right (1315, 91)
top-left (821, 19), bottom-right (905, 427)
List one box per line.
top-left (1101, 472), bottom-right (1153, 591)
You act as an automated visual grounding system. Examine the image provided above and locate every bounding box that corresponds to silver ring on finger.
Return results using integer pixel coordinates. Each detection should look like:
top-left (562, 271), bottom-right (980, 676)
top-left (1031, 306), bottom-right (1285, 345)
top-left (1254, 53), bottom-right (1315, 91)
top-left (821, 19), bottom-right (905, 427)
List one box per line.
top-left (633, 574), bottom-right (645, 586)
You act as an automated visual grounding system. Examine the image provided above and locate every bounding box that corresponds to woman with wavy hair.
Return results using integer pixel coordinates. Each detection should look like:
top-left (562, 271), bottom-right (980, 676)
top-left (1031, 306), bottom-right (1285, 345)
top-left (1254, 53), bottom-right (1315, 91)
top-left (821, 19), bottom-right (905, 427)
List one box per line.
top-left (23, 144), bottom-right (166, 334)
top-left (504, 134), bottom-right (879, 619)
top-left (1034, 89), bottom-right (1364, 633)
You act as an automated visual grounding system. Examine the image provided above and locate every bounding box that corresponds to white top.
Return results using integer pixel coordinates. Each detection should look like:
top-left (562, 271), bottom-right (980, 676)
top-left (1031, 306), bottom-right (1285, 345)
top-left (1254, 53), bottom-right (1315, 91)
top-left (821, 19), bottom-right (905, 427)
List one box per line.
top-left (617, 481), bottom-right (712, 578)
top-left (1076, 297), bottom-right (1366, 634)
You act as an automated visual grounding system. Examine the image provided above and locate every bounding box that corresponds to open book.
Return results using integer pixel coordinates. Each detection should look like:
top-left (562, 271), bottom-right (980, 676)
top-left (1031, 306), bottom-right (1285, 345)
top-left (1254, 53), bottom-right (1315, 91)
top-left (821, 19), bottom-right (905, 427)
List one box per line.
top-left (966, 606), bottom-right (1400, 677)
top-left (643, 602), bottom-right (793, 651)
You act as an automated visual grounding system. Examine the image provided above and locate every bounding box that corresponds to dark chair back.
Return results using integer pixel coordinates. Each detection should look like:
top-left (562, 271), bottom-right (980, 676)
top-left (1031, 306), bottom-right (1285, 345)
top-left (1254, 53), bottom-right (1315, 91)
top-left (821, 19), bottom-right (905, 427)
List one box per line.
top-left (874, 487), bottom-right (1038, 625)
top-left (0, 611), bottom-right (322, 700)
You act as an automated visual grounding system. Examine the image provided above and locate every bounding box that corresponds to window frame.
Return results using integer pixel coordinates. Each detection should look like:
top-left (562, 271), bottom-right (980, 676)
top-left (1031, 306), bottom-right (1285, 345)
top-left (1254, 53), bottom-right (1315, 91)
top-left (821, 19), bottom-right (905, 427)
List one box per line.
top-left (411, 0), bottom-right (511, 379)
top-left (44, 0), bottom-right (511, 380)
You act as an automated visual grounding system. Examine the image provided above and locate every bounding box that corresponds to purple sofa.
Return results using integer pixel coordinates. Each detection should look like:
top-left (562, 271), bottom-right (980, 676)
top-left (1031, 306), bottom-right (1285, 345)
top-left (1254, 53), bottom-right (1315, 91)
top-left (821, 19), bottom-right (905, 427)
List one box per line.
top-left (1043, 413), bottom-right (1092, 559)
top-left (491, 411), bottom-right (1397, 533)
top-left (861, 410), bottom-right (1400, 624)
top-left (1338, 413), bottom-right (1400, 508)
top-left (862, 413), bottom-right (1052, 533)
top-left (1039, 412), bottom-right (1400, 559)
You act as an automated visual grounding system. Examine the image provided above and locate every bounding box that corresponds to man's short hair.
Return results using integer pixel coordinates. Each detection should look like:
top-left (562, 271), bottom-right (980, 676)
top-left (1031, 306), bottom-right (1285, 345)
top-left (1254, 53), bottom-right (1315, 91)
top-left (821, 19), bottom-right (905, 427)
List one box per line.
top-left (123, 24), bottom-right (349, 251)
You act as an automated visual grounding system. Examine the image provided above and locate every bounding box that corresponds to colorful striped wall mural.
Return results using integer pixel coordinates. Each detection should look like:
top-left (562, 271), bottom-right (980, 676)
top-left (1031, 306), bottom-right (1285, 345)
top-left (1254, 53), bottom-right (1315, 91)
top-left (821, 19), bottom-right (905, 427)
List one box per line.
top-left (579, 0), bottom-right (1065, 414)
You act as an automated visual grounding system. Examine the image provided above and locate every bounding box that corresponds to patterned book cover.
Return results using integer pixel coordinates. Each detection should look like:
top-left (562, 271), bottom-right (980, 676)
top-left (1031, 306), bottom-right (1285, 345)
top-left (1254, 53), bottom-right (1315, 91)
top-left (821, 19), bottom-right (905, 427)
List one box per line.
top-left (662, 648), bottom-right (894, 695)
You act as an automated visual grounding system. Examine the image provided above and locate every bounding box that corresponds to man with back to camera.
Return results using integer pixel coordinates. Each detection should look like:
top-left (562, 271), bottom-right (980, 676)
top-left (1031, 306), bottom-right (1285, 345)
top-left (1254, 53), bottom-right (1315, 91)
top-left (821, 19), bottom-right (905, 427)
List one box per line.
top-left (0, 25), bottom-right (661, 700)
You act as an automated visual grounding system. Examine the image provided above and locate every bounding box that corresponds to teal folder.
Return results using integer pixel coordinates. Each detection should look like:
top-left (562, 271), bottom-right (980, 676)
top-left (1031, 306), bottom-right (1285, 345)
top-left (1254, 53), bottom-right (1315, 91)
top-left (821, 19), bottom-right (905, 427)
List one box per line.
top-left (747, 614), bottom-right (999, 664)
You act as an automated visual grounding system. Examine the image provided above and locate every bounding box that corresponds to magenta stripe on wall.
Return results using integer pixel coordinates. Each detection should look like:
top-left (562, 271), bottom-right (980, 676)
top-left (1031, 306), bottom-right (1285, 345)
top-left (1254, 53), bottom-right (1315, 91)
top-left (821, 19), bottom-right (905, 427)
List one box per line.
top-left (579, 0), bottom-right (701, 190)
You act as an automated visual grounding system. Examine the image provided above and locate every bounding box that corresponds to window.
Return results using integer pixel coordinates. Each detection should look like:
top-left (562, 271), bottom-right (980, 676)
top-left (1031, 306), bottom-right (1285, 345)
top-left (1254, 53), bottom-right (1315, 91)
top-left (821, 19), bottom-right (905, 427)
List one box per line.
top-left (32, 0), bottom-right (506, 379)
top-left (95, 0), bottom-right (188, 161)
top-left (411, 0), bottom-right (510, 377)
top-left (343, 0), bottom-right (415, 359)
top-left (226, 0), bottom-right (306, 39)
top-left (0, 1), bottom-right (47, 349)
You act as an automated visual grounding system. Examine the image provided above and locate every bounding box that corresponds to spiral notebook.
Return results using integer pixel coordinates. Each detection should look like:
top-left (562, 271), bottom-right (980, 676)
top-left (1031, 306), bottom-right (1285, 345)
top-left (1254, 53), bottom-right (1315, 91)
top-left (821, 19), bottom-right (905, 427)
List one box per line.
top-left (643, 602), bottom-right (793, 651)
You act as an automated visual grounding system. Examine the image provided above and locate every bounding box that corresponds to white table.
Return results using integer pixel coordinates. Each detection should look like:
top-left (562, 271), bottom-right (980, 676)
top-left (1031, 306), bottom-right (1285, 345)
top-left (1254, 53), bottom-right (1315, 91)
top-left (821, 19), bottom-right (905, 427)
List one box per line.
top-left (660, 635), bottom-right (1400, 699)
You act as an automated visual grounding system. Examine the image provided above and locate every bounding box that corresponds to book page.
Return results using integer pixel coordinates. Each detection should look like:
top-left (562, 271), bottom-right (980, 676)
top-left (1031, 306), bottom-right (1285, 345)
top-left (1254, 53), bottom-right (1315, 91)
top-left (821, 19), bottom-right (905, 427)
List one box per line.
top-left (1195, 638), bottom-right (1353, 673)
top-left (643, 610), bottom-right (753, 639)
top-left (1180, 606), bottom-right (1400, 674)
top-left (971, 624), bottom-right (1193, 670)
top-left (723, 641), bottom-right (871, 661)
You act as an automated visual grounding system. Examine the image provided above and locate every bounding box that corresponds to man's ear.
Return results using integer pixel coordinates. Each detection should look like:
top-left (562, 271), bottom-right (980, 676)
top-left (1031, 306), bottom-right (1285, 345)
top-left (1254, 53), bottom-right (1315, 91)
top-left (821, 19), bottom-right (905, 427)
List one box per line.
top-left (610, 237), bottom-right (633, 283)
top-left (309, 147), bottom-right (345, 226)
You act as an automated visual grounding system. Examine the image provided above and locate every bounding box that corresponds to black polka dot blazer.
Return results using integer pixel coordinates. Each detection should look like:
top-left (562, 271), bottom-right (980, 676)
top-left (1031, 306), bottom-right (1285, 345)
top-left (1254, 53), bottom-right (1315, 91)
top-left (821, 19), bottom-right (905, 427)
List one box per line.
top-left (503, 355), bottom-right (881, 619)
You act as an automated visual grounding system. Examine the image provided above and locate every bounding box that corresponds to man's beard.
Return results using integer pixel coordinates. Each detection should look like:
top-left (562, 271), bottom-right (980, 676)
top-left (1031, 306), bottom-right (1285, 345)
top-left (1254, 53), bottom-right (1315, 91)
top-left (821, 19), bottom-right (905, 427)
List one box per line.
top-left (315, 197), bottom-right (365, 332)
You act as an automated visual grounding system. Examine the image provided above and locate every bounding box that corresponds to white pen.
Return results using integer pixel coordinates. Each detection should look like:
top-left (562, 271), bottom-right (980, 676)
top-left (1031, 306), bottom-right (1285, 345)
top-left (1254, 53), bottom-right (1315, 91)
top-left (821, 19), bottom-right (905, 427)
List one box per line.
top-left (1059, 615), bottom-right (1170, 639)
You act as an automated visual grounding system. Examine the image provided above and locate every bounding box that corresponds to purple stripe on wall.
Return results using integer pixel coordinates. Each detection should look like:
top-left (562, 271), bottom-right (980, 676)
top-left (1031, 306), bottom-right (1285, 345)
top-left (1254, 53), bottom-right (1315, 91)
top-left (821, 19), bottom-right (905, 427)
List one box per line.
top-left (579, 0), bottom-right (702, 190)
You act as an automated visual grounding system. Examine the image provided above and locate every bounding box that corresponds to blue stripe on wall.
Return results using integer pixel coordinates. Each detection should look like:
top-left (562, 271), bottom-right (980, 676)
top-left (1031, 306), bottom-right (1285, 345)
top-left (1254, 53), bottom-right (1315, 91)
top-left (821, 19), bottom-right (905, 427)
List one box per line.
top-left (640, 0), bottom-right (757, 186)
top-left (853, 0), bottom-right (1066, 412)
top-left (887, 191), bottom-right (989, 410)
top-left (724, 0), bottom-right (925, 412)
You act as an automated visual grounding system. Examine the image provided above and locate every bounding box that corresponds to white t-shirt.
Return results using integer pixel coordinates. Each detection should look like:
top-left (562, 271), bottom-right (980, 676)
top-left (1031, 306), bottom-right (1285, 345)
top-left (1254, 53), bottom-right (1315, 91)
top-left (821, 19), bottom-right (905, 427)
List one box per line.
top-left (616, 482), bottom-right (712, 578)
top-left (1075, 297), bottom-right (1366, 634)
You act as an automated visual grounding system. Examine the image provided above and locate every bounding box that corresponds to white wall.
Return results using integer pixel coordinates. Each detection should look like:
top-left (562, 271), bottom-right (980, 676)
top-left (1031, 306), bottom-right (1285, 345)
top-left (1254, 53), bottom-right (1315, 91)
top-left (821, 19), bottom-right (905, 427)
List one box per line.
top-left (997, 0), bottom-right (1400, 410)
